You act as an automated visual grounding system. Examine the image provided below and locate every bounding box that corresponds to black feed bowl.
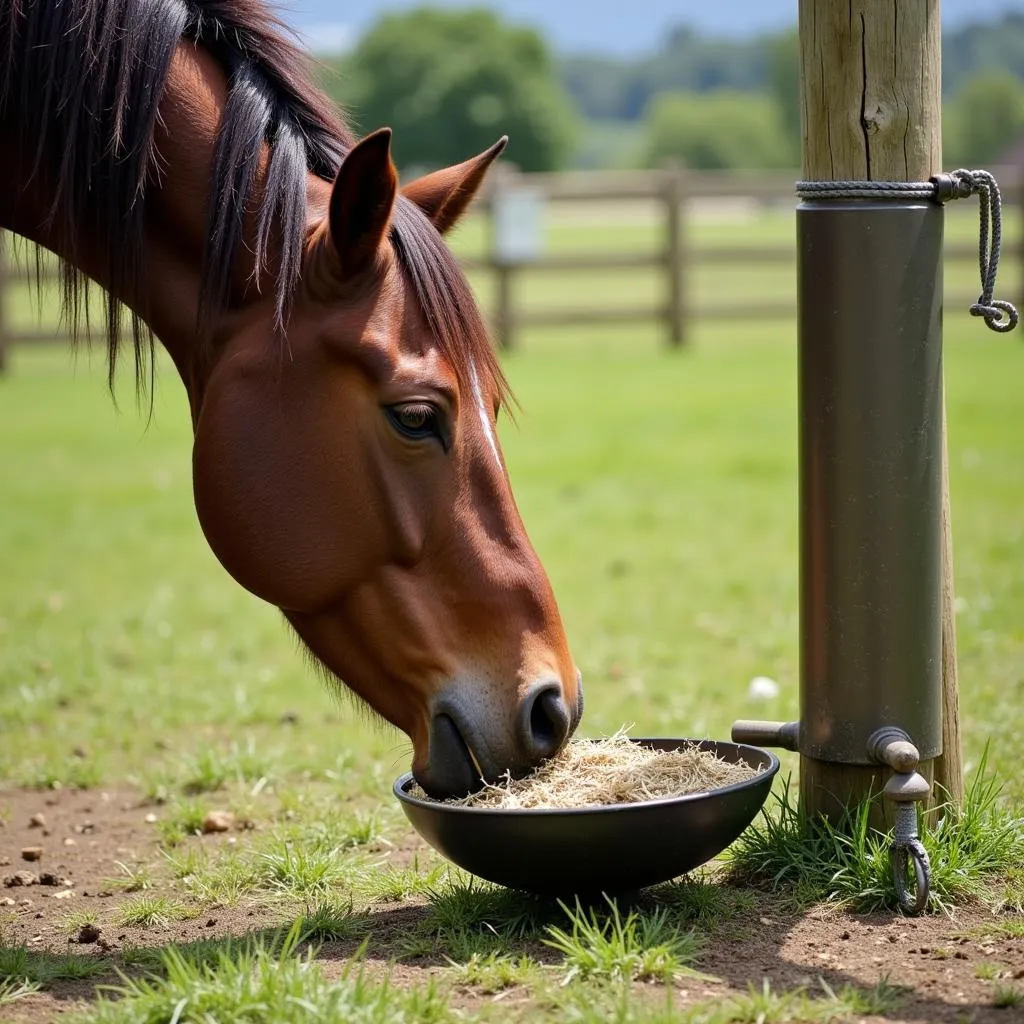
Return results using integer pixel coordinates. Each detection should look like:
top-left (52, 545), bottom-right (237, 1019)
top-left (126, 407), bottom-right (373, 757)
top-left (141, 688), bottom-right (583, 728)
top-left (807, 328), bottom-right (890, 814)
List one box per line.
top-left (394, 738), bottom-right (780, 896)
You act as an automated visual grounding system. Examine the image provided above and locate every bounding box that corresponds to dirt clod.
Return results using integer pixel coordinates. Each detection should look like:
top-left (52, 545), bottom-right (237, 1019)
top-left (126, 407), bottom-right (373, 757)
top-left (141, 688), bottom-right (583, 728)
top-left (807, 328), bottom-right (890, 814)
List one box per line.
top-left (28, 813), bottom-right (46, 829)
top-left (38, 872), bottom-right (66, 886)
top-left (202, 810), bottom-right (234, 833)
top-left (21, 846), bottom-right (44, 861)
top-left (5, 870), bottom-right (38, 887)
top-left (77, 923), bottom-right (101, 944)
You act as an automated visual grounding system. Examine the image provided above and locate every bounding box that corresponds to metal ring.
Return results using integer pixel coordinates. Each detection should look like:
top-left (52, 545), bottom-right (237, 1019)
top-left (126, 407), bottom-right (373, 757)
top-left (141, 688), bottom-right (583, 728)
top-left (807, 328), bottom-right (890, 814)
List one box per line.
top-left (891, 838), bottom-right (930, 915)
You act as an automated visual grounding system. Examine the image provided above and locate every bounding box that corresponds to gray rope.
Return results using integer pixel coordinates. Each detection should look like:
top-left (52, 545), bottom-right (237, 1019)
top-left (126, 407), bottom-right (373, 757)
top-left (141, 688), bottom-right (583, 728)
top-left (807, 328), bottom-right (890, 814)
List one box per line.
top-left (797, 169), bottom-right (1019, 334)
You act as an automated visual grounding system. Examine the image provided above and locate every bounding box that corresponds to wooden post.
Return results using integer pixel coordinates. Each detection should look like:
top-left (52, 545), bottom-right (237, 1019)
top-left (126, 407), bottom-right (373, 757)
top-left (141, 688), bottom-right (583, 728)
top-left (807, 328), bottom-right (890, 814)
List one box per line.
top-left (798, 0), bottom-right (962, 815)
top-left (664, 167), bottom-right (686, 348)
top-left (494, 262), bottom-right (514, 351)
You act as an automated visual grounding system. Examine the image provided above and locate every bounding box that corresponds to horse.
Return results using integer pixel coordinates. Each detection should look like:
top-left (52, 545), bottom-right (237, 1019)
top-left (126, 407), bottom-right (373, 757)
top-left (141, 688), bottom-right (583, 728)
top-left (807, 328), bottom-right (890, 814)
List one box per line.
top-left (0, 0), bottom-right (582, 798)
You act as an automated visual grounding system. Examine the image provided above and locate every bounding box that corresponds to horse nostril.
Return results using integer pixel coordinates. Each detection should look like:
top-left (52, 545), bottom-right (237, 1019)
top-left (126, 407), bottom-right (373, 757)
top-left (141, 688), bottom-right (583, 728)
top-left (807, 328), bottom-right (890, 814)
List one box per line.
top-left (519, 683), bottom-right (571, 762)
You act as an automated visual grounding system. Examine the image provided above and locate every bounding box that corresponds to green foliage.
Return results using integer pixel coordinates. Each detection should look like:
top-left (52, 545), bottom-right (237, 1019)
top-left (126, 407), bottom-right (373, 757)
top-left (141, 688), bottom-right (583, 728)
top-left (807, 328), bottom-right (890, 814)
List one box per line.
top-left (944, 71), bottom-right (1024, 168)
top-left (765, 31), bottom-right (800, 166)
top-left (342, 7), bottom-right (577, 172)
top-left (644, 91), bottom-right (792, 171)
top-left (943, 13), bottom-right (1024, 98)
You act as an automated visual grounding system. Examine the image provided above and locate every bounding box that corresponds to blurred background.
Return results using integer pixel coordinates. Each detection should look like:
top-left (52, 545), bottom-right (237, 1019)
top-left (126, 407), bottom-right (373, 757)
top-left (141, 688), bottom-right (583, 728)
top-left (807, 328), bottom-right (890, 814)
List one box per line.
top-left (287, 0), bottom-right (1024, 175)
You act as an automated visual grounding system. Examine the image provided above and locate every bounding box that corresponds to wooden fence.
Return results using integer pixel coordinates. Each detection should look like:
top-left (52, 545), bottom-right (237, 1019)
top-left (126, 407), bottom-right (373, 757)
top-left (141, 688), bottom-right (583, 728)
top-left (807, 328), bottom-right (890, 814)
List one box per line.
top-left (1, 165), bottom-right (1021, 366)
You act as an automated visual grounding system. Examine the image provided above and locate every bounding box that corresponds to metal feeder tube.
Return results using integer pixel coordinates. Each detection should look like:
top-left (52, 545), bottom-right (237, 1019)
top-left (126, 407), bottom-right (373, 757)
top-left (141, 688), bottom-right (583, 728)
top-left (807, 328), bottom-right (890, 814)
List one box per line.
top-left (796, 198), bottom-right (944, 766)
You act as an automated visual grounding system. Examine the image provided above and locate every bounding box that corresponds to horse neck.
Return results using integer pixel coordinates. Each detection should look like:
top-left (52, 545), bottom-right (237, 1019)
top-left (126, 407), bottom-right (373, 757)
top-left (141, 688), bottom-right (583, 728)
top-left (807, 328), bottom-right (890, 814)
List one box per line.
top-left (0, 40), bottom-right (325, 409)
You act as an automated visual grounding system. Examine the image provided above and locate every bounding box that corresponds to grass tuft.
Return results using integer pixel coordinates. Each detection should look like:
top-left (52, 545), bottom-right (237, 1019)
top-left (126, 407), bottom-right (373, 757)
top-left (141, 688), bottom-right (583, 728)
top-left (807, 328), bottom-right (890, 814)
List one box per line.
top-left (102, 860), bottom-right (154, 893)
top-left (544, 897), bottom-right (704, 984)
top-left (0, 977), bottom-right (41, 1006)
top-left (446, 950), bottom-right (539, 993)
top-left (0, 944), bottom-right (109, 985)
top-left (297, 900), bottom-right (370, 943)
top-left (729, 751), bottom-right (1024, 912)
top-left (72, 921), bottom-right (455, 1024)
top-left (993, 985), bottom-right (1023, 1009)
top-left (116, 895), bottom-right (192, 928)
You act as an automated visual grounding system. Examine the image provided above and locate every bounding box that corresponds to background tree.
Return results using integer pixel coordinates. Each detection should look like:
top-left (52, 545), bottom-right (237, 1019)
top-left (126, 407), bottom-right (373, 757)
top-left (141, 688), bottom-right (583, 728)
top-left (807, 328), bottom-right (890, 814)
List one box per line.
top-left (943, 71), bottom-right (1024, 168)
top-left (338, 8), bottom-right (578, 172)
top-left (766, 30), bottom-right (800, 166)
top-left (644, 91), bottom-right (791, 171)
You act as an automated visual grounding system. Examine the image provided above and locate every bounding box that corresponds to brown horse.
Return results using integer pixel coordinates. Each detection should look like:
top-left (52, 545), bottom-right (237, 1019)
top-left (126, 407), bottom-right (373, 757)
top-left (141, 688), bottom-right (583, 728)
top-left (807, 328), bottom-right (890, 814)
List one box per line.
top-left (0, 0), bottom-right (581, 796)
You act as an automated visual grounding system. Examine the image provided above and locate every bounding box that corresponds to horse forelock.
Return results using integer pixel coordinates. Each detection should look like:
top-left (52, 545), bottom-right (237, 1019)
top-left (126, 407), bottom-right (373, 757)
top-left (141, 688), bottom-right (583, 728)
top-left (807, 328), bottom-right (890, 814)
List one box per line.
top-left (0, 0), bottom-right (503, 403)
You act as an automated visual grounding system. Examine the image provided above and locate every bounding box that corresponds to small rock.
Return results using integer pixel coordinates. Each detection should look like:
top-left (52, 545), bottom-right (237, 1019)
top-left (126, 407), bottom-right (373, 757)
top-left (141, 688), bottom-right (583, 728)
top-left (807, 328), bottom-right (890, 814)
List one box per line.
top-left (78, 923), bottom-right (101, 944)
top-left (0, 897), bottom-right (15, 906)
top-left (206, 918), bottom-right (217, 927)
top-left (202, 810), bottom-right (234, 834)
top-left (34, 912), bottom-right (43, 919)
top-left (38, 872), bottom-right (65, 886)
top-left (0, 857), bottom-right (9, 867)
top-left (954, 950), bottom-right (969, 960)
top-left (63, 838), bottom-right (76, 847)
top-left (18, 899), bottom-right (33, 909)
top-left (21, 847), bottom-right (44, 862)
top-left (29, 813), bottom-right (46, 829)
top-left (74, 822), bottom-right (95, 835)
top-left (144, 813), bottom-right (158, 824)
top-left (5, 871), bottom-right (38, 887)
top-left (52, 889), bottom-right (74, 900)
top-left (887, 934), bottom-right (898, 943)
top-left (841, 931), bottom-right (850, 940)
top-left (747, 675), bottom-right (780, 700)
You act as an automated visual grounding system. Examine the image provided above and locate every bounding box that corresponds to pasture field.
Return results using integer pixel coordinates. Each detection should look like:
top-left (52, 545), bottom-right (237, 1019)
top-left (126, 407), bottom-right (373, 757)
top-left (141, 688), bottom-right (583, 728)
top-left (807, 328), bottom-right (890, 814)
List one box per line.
top-left (2, 208), bottom-right (1024, 1022)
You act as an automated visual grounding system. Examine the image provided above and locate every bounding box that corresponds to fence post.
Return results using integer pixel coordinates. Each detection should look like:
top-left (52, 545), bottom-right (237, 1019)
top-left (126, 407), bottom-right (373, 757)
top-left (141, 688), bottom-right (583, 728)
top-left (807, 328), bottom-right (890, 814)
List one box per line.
top-left (664, 166), bottom-right (686, 347)
top-left (0, 232), bottom-right (8, 374)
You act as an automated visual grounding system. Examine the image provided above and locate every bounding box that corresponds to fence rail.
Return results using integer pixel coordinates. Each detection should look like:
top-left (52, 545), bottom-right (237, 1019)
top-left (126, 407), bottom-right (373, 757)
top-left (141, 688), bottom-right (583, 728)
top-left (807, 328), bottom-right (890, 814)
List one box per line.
top-left (1, 164), bottom-right (1020, 365)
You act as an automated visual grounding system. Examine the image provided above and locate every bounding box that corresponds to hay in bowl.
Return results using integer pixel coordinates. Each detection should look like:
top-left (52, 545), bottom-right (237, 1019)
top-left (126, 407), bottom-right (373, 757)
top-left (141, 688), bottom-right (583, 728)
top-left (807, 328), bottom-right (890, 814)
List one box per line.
top-left (394, 737), bottom-right (780, 895)
top-left (409, 731), bottom-right (762, 810)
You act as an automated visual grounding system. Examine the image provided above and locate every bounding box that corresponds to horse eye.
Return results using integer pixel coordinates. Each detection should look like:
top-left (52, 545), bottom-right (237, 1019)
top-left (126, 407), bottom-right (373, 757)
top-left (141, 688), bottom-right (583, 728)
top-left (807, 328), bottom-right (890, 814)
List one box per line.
top-left (386, 403), bottom-right (443, 444)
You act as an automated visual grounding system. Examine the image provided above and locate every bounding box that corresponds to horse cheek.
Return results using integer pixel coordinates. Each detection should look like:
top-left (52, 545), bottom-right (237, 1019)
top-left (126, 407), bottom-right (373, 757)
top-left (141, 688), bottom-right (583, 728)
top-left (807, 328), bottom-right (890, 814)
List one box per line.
top-left (191, 381), bottom-right (372, 612)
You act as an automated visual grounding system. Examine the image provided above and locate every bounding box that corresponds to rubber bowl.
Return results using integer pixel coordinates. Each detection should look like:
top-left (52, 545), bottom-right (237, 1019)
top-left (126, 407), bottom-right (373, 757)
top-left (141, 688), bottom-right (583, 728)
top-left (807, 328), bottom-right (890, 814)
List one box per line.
top-left (394, 738), bottom-right (779, 896)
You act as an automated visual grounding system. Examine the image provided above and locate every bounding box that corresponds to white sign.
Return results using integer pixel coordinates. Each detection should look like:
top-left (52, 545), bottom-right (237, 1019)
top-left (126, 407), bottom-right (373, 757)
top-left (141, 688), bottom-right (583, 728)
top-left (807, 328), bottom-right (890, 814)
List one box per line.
top-left (492, 186), bottom-right (544, 264)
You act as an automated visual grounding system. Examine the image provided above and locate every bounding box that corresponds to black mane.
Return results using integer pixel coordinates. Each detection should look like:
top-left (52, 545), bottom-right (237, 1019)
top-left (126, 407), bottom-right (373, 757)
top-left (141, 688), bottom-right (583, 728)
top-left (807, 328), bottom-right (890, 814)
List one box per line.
top-left (0, 0), bottom-right (505, 399)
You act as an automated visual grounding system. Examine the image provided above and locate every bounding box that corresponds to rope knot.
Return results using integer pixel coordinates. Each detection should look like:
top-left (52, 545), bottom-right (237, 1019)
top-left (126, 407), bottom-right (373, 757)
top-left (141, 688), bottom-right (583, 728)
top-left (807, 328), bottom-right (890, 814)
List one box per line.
top-left (970, 299), bottom-right (1020, 333)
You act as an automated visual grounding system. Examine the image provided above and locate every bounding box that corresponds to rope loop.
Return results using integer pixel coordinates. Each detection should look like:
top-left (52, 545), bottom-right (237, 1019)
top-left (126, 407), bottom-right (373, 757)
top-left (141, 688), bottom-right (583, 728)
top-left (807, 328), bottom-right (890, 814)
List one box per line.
top-left (797, 169), bottom-right (1019, 336)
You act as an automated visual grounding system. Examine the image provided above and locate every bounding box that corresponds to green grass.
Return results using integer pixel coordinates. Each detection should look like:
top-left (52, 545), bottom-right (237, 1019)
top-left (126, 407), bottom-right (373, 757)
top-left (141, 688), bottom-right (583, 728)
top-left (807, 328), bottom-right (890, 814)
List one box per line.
top-left (0, 944), bottom-right (109, 985)
top-left (116, 895), bottom-right (192, 928)
top-left (544, 898), bottom-right (705, 984)
top-left (71, 923), bottom-right (456, 1024)
top-left (728, 752), bottom-right (1024, 912)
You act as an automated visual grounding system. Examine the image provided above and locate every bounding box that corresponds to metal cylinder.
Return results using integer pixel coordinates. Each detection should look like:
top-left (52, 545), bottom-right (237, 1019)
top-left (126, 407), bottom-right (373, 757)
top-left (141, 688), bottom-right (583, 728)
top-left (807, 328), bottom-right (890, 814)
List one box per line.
top-left (798, 199), bottom-right (943, 764)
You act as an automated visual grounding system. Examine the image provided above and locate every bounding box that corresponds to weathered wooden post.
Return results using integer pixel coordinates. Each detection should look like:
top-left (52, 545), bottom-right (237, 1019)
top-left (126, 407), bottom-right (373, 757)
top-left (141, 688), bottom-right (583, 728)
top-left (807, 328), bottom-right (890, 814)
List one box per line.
top-left (734, 0), bottom-right (964, 845)
top-left (797, 0), bottom-right (956, 816)
top-left (664, 166), bottom-right (686, 348)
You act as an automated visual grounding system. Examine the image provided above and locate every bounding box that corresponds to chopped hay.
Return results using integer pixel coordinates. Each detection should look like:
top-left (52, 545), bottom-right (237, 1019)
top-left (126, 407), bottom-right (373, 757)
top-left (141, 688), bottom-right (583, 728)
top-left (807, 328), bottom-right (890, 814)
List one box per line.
top-left (411, 731), bottom-right (761, 810)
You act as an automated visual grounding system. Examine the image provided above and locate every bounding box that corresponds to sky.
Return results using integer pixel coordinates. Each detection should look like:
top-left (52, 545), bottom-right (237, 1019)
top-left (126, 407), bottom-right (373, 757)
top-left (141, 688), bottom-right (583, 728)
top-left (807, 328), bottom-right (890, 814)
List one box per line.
top-left (275, 0), bottom-right (1024, 56)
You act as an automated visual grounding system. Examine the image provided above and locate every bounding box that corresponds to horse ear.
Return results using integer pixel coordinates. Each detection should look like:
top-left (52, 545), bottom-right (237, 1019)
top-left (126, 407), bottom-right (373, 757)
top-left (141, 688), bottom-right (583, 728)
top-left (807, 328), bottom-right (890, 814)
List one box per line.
top-left (401, 137), bottom-right (508, 234)
top-left (329, 128), bottom-right (398, 278)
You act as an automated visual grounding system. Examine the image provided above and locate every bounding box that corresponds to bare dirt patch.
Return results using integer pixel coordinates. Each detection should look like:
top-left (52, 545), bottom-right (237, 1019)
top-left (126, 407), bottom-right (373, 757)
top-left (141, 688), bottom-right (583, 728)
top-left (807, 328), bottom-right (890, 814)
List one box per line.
top-left (2, 784), bottom-right (1022, 1023)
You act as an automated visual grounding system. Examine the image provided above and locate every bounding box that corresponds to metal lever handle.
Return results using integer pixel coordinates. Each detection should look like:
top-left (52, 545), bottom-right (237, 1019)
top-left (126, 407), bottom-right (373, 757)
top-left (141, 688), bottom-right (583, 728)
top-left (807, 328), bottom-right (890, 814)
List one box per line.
top-left (731, 720), bottom-right (800, 751)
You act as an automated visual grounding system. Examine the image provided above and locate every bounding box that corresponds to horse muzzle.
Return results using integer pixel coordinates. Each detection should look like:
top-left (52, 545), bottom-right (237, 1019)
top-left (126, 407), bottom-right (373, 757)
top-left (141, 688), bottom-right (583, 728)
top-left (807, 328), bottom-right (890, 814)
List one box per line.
top-left (414, 676), bottom-right (583, 799)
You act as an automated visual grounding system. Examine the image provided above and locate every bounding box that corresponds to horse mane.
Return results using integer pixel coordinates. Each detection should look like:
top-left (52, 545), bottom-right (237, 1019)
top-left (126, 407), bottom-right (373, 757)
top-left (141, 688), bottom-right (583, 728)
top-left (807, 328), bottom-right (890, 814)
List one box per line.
top-left (0, 0), bottom-right (506, 401)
